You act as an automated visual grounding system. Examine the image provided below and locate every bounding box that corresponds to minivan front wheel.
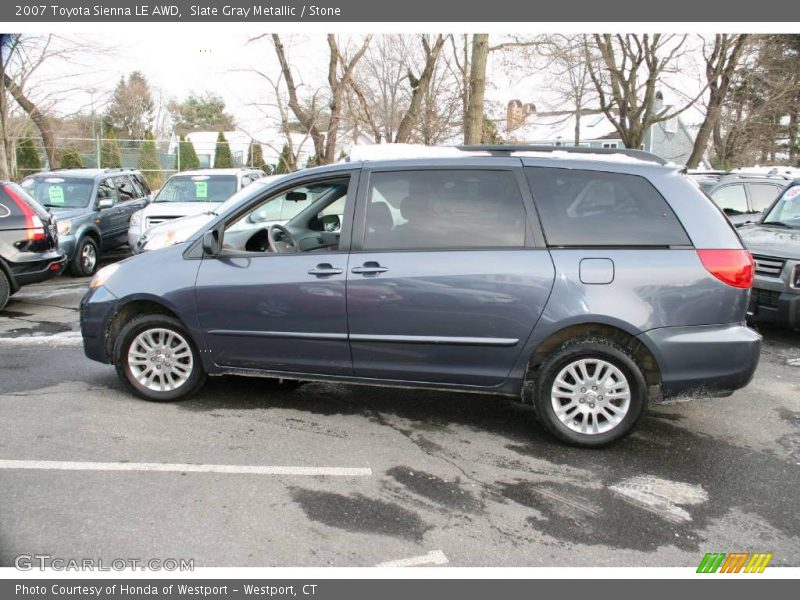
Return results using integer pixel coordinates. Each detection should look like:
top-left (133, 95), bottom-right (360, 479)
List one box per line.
top-left (69, 236), bottom-right (99, 277)
top-left (114, 314), bottom-right (206, 401)
top-left (533, 339), bottom-right (646, 447)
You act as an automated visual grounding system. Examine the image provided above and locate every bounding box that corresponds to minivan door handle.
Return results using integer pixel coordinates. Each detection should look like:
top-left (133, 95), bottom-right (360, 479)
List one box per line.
top-left (307, 263), bottom-right (343, 276)
top-left (351, 261), bottom-right (388, 275)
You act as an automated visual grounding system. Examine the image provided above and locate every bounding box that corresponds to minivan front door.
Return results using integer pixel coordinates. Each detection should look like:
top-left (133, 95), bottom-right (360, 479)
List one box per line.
top-left (194, 175), bottom-right (356, 376)
top-left (346, 166), bottom-right (555, 387)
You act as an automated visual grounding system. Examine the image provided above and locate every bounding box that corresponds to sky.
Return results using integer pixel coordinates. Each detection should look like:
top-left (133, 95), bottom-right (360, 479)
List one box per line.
top-left (22, 31), bottom-right (707, 146)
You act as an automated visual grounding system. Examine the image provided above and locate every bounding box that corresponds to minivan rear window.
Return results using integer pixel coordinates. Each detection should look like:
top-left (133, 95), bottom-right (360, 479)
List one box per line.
top-left (525, 167), bottom-right (690, 247)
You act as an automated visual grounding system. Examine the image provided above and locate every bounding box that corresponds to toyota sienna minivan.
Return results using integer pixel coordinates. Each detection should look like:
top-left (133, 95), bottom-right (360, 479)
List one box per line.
top-left (80, 145), bottom-right (761, 447)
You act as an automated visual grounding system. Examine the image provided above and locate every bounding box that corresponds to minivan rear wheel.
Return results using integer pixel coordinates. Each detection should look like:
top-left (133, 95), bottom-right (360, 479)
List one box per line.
top-left (114, 314), bottom-right (206, 402)
top-left (533, 338), bottom-right (647, 447)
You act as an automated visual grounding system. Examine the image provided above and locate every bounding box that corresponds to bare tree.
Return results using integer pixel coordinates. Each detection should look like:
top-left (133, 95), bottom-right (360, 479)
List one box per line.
top-left (348, 35), bottom-right (411, 143)
top-left (1, 35), bottom-right (61, 170)
top-left (463, 34), bottom-right (489, 144)
top-left (686, 34), bottom-right (750, 168)
top-left (268, 34), bottom-right (371, 165)
top-left (584, 34), bottom-right (702, 149)
top-left (713, 35), bottom-right (800, 167)
top-left (395, 34), bottom-right (446, 143)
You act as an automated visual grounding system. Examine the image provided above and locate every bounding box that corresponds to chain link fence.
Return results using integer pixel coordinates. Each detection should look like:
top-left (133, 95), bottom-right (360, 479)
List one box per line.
top-left (9, 135), bottom-right (264, 188)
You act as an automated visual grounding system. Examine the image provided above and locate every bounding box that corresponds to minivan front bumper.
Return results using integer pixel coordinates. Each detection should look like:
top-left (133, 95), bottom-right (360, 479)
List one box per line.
top-left (637, 324), bottom-right (761, 398)
top-left (80, 285), bottom-right (120, 363)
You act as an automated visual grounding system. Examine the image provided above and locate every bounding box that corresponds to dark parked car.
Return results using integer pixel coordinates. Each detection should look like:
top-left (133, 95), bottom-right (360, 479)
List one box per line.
top-left (739, 180), bottom-right (800, 330)
top-left (0, 181), bottom-right (66, 311)
top-left (81, 145), bottom-right (761, 447)
top-left (689, 171), bottom-right (789, 226)
top-left (20, 168), bottom-right (151, 276)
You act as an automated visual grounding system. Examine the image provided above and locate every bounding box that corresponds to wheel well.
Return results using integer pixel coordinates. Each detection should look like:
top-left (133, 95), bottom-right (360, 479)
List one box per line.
top-left (81, 229), bottom-right (101, 245)
top-left (104, 300), bottom-right (179, 362)
top-left (526, 323), bottom-right (661, 400)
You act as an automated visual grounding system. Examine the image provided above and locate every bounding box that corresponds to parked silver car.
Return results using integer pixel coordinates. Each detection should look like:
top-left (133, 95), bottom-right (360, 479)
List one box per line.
top-left (127, 167), bottom-right (264, 249)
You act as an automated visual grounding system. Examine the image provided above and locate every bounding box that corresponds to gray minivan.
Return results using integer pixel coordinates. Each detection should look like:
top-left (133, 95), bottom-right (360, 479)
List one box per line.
top-left (80, 146), bottom-right (761, 447)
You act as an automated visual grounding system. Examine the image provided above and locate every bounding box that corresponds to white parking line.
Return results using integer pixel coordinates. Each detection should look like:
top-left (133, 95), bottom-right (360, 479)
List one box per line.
top-left (376, 550), bottom-right (449, 567)
top-left (0, 459), bottom-right (372, 477)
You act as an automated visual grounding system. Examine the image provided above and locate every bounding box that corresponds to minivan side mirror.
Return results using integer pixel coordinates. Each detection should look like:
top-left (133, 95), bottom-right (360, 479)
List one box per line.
top-left (319, 214), bottom-right (341, 232)
top-left (202, 230), bottom-right (219, 256)
top-left (97, 198), bottom-right (115, 210)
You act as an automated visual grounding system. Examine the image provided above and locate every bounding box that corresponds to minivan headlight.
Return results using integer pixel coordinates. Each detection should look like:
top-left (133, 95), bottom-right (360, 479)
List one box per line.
top-left (90, 263), bottom-right (120, 289)
top-left (129, 209), bottom-right (144, 230)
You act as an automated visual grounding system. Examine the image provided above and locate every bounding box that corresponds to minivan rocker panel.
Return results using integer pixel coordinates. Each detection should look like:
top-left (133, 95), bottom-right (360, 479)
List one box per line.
top-left (80, 150), bottom-right (761, 447)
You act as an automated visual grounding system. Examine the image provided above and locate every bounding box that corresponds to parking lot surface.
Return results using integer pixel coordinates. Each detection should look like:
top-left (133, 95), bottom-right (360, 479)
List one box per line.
top-left (1, 268), bottom-right (799, 567)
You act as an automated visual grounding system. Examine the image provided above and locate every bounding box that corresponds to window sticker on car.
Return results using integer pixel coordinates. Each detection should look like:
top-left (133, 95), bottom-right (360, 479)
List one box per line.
top-left (195, 180), bottom-right (208, 199)
top-left (0, 203), bottom-right (10, 218)
top-left (48, 186), bottom-right (66, 205)
top-left (783, 186), bottom-right (800, 200)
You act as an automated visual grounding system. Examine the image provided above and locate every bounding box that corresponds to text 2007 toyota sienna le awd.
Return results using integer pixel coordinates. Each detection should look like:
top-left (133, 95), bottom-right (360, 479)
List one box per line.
top-left (80, 145), bottom-right (761, 447)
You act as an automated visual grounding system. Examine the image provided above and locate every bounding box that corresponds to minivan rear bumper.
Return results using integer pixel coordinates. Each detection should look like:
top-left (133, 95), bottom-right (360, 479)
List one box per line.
top-left (637, 324), bottom-right (761, 398)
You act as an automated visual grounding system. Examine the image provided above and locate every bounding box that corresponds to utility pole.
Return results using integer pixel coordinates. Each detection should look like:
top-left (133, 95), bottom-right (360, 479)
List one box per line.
top-left (88, 88), bottom-right (100, 168)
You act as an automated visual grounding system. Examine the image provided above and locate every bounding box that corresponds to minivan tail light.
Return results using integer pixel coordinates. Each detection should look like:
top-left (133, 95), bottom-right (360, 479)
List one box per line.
top-left (697, 249), bottom-right (754, 289)
top-left (4, 184), bottom-right (46, 241)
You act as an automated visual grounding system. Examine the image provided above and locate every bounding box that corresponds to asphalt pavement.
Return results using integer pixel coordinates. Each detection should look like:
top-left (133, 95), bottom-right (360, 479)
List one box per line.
top-left (1, 269), bottom-right (799, 568)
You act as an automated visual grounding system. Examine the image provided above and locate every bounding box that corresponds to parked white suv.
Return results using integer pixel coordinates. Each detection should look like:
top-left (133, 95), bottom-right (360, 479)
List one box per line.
top-left (128, 168), bottom-right (264, 249)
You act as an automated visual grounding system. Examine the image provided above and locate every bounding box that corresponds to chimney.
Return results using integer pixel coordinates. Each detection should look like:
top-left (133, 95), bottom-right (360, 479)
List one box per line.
top-left (506, 100), bottom-right (524, 131)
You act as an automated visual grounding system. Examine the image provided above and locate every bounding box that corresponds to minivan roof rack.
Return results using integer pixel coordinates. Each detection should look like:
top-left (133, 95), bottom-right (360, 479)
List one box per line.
top-left (457, 144), bottom-right (669, 166)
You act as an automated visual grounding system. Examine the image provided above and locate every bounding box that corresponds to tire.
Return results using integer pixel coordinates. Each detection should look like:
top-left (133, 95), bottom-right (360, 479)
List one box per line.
top-left (532, 337), bottom-right (647, 447)
top-left (0, 270), bottom-right (10, 312)
top-left (113, 314), bottom-right (206, 402)
top-left (69, 236), bottom-right (99, 277)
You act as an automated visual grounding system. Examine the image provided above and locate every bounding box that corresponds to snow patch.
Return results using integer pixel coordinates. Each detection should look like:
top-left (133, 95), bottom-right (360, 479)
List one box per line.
top-left (608, 475), bottom-right (708, 524)
top-left (0, 331), bottom-right (82, 347)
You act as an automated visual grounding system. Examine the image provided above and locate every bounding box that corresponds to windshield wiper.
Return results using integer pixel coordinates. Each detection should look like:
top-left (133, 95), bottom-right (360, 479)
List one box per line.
top-left (761, 221), bottom-right (793, 228)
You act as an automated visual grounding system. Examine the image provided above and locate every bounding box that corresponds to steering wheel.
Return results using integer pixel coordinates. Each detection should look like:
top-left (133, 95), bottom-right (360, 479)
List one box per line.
top-left (267, 224), bottom-right (300, 253)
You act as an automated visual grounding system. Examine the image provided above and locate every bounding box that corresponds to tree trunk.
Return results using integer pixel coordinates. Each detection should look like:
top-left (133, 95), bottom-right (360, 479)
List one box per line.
top-left (464, 34), bottom-right (489, 145)
top-left (686, 35), bottom-right (749, 169)
top-left (395, 35), bottom-right (445, 143)
top-left (2, 72), bottom-right (58, 169)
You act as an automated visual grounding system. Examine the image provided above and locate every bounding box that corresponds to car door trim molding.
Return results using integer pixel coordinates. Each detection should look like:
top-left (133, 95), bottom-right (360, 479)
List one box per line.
top-left (349, 334), bottom-right (520, 346)
top-left (207, 330), bottom-right (349, 341)
top-left (207, 329), bottom-right (519, 347)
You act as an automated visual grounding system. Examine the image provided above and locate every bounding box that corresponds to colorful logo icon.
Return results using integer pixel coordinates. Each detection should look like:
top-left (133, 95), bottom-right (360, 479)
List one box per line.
top-left (697, 552), bottom-right (773, 573)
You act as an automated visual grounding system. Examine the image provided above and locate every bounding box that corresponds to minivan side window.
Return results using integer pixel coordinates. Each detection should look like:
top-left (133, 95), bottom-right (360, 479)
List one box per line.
top-left (363, 170), bottom-right (527, 250)
top-left (525, 167), bottom-right (690, 247)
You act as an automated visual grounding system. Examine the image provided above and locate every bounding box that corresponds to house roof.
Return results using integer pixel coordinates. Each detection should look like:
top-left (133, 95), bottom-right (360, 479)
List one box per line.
top-left (506, 112), bottom-right (620, 144)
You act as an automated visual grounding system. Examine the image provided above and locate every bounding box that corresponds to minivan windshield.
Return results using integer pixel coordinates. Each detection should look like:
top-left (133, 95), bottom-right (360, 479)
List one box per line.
top-left (21, 177), bottom-right (95, 209)
top-left (154, 174), bottom-right (237, 203)
top-left (761, 185), bottom-right (800, 228)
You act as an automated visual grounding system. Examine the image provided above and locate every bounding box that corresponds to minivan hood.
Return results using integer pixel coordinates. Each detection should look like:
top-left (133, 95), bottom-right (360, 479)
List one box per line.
top-left (145, 202), bottom-right (223, 218)
top-left (138, 212), bottom-right (216, 252)
top-left (739, 224), bottom-right (800, 260)
top-left (145, 212), bottom-right (215, 238)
